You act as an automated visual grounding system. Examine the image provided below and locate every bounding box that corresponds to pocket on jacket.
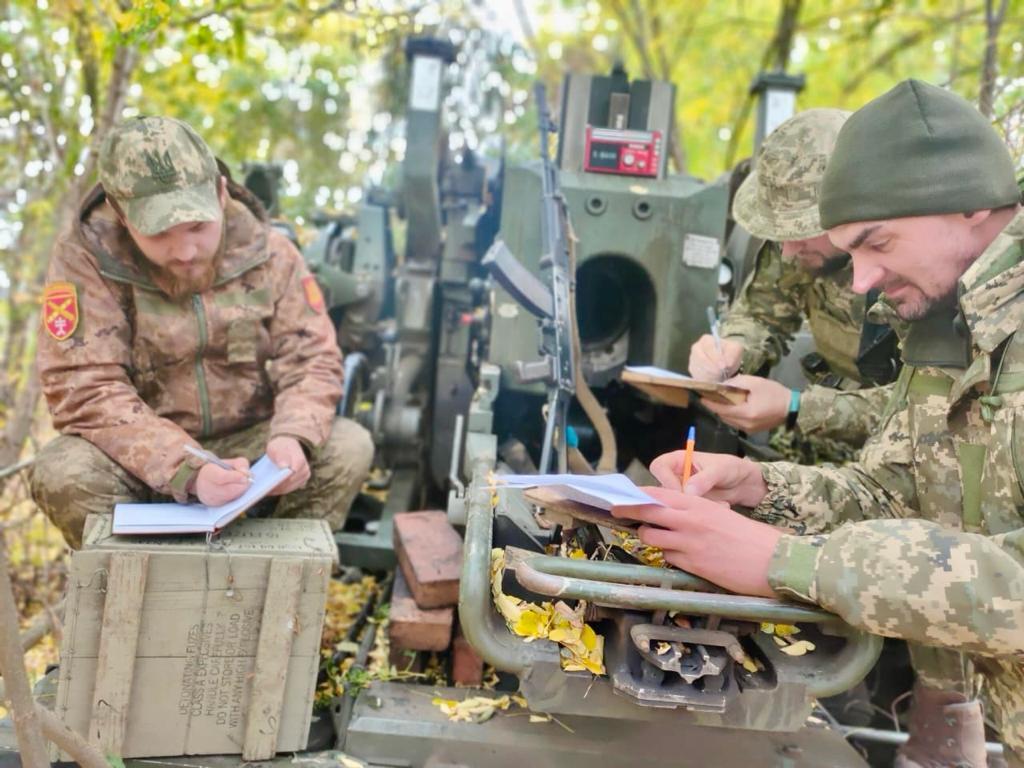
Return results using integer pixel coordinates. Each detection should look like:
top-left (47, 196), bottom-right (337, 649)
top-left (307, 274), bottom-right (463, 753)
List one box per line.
top-left (226, 320), bottom-right (261, 364)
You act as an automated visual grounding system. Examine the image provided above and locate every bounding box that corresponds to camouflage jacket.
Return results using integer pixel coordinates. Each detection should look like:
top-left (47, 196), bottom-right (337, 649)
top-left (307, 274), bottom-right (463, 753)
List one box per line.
top-left (759, 228), bottom-right (1024, 750)
top-left (37, 184), bottom-right (344, 501)
top-left (721, 240), bottom-right (894, 444)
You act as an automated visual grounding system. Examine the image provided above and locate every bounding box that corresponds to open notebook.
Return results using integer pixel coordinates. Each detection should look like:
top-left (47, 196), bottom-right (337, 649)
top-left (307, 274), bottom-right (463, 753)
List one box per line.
top-left (112, 455), bottom-right (293, 535)
top-left (497, 473), bottom-right (666, 510)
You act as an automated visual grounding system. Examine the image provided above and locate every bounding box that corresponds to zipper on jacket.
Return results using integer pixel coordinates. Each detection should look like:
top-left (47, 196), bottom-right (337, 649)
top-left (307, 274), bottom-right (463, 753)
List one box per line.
top-left (192, 293), bottom-right (213, 436)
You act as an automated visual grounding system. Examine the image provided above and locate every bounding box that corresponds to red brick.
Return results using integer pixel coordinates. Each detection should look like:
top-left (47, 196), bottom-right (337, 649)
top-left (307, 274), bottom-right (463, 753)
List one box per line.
top-left (388, 567), bottom-right (453, 652)
top-left (393, 510), bottom-right (462, 609)
top-left (451, 624), bottom-right (484, 687)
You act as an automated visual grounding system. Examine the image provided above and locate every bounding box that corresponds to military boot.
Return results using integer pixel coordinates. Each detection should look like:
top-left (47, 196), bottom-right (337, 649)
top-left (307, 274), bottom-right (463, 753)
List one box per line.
top-left (894, 683), bottom-right (988, 768)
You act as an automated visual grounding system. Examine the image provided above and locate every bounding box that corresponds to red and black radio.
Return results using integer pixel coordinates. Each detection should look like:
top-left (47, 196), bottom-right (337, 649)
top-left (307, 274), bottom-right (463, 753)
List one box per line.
top-left (583, 126), bottom-right (662, 178)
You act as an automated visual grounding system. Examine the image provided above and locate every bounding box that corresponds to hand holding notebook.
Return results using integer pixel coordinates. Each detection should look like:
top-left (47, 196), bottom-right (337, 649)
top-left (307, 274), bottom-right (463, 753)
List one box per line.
top-left (113, 455), bottom-right (293, 535)
top-left (622, 365), bottom-right (749, 406)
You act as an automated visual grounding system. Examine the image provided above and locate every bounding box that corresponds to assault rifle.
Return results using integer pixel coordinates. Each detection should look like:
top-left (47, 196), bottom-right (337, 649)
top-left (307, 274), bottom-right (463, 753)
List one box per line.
top-left (483, 82), bottom-right (576, 473)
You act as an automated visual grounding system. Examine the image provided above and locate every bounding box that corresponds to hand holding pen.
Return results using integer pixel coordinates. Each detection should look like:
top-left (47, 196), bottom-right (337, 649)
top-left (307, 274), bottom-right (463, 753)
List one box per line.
top-left (688, 307), bottom-right (743, 382)
top-left (706, 306), bottom-right (728, 382)
top-left (184, 445), bottom-right (253, 506)
top-left (185, 445), bottom-right (253, 482)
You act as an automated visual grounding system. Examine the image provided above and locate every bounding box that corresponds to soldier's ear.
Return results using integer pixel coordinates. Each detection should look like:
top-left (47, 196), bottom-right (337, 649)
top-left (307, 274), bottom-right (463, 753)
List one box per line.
top-left (217, 175), bottom-right (228, 209)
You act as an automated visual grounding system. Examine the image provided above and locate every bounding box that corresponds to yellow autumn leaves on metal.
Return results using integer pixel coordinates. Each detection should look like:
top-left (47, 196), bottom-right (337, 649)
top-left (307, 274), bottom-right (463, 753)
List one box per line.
top-left (431, 693), bottom-right (529, 724)
top-left (610, 530), bottom-right (667, 568)
top-left (761, 622), bottom-right (817, 657)
top-left (490, 549), bottom-right (606, 675)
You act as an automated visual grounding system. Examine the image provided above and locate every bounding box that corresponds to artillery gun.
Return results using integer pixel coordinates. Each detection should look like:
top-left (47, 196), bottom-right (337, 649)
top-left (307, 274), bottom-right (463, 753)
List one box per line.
top-left (290, 46), bottom-right (887, 767)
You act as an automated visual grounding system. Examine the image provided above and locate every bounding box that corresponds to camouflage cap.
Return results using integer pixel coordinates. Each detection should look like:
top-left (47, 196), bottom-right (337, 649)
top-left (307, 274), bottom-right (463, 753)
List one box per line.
top-left (99, 116), bottom-right (221, 236)
top-left (733, 108), bottom-right (851, 242)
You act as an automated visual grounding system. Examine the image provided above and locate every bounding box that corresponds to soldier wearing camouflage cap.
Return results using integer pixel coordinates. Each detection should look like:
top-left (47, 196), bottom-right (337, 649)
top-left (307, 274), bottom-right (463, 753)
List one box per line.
top-left (30, 116), bottom-right (375, 547)
top-left (689, 108), bottom-right (901, 451)
top-left (642, 80), bottom-right (1024, 766)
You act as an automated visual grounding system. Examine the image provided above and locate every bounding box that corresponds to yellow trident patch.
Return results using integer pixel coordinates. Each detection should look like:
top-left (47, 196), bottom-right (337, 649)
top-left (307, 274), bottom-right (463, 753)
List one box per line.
top-left (42, 281), bottom-right (80, 341)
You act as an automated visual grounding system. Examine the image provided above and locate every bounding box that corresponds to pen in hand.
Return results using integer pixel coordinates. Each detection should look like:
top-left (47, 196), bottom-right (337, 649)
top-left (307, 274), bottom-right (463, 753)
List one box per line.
top-left (706, 305), bottom-right (727, 382)
top-left (184, 445), bottom-right (253, 483)
top-left (681, 425), bottom-right (696, 489)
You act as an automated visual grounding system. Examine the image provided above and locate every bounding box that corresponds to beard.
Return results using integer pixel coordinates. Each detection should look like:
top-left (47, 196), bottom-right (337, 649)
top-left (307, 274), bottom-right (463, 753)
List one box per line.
top-left (142, 225), bottom-right (225, 300)
top-left (799, 251), bottom-right (850, 278)
top-left (888, 284), bottom-right (959, 322)
top-left (885, 243), bottom-right (980, 322)
top-left (152, 259), bottom-right (219, 300)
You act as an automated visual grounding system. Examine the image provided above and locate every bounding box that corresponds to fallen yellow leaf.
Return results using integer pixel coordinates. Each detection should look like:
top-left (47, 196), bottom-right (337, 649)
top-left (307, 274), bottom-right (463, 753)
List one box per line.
top-left (778, 640), bottom-right (817, 657)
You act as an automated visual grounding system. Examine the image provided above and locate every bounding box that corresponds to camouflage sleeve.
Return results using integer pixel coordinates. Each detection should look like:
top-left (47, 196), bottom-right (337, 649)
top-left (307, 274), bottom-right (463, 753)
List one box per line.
top-left (37, 233), bottom-right (201, 500)
top-left (720, 241), bottom-right (813, 373)
top-left (768, 521), bottom-right (1024, 658)
top-left (266, 231), bottom-right (344, 450)
top-left (795, 382), bottom-right (895, 445)
top-left (751, 396), bottom-right (918, 534)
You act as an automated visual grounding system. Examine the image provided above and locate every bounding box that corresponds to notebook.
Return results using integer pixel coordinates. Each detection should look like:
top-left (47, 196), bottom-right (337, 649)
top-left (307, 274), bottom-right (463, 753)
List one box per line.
top-left (497, 472), bottom-right (666, 510)
top-left (622, 365), bottom-right (749, 406)
top-left (112, 455), bottom-right (293, 535)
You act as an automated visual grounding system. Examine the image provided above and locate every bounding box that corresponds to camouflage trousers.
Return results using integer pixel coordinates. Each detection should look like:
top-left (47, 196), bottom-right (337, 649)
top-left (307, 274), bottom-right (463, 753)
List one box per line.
top-left (29, 417), bottom-right (374, 549)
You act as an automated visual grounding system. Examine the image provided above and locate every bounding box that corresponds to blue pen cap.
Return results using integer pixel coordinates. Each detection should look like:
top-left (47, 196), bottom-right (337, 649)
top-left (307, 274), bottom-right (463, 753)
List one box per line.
top-left (687, 425), bottom-right (696, 442)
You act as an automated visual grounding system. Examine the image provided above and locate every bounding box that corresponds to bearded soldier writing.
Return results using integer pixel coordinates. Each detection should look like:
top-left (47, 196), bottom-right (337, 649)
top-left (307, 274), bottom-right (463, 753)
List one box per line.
top-left (30, 116), bottom-right (374, 548)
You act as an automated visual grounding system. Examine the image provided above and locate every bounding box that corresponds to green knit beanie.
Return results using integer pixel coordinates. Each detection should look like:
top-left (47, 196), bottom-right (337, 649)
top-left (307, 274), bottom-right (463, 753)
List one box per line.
top-left (819, 79), bottom-right (1019, 229)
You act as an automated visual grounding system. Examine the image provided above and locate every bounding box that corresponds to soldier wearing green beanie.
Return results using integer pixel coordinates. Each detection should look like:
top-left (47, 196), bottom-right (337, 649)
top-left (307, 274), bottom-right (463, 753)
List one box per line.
top-left (632, 79), bottom-right (1023, 768)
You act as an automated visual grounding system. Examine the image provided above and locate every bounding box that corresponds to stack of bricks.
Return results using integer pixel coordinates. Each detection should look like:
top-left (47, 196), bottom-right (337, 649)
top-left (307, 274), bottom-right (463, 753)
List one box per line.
top-left (389, 511), bottom-right (483, 685)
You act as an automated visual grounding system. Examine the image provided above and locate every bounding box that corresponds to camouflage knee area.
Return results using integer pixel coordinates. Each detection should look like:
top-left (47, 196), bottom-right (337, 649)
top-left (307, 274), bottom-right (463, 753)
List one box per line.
top-left (29, 436), bottom-right (147, 549)
top-left (274, 417), bottom-right (374, 530)
top-left (908, 644), bottom-right (975, 696)
top-left (976, 658), bottom-right (1024, 758)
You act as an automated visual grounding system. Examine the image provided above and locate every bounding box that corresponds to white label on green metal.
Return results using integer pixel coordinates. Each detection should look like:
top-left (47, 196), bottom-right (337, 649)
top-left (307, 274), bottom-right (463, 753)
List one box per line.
top-left (682, 234), bottom-right (720, 269)
top-left (765, 90), bottom-right (797, 136)
top-left (410, 56), bottom-right (442, 112)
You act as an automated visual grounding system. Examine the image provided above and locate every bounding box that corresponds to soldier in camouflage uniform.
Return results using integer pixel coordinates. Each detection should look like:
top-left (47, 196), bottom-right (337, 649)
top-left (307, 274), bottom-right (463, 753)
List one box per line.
top-left (30, 116), bottom-right (374, 548)
top-left (638, 81), bottom-right (1024, 767)
top-left (689, 109), bottom-right (900, 455)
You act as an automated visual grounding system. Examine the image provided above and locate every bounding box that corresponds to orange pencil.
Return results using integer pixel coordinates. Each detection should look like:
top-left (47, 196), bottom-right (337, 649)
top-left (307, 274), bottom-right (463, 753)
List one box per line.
top-left (681, 425), bottom-right (696, 488)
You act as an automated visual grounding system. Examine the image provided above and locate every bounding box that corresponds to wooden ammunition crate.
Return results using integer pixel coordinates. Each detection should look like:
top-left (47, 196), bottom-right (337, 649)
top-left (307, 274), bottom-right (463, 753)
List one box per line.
top-left (54, 516), bottom-right (338, 760)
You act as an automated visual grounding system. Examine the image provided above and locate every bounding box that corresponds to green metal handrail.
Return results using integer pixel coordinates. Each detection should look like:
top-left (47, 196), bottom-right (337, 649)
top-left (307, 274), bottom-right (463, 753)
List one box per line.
top-left (510, 550), bottom-right (831, 624)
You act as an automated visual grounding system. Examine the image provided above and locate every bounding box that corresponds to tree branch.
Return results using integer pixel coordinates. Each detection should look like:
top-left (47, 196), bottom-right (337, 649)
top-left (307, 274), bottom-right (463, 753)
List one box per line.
top-left (36, 707), bottom-right (108, 768)
top-left (979, 0), bottom-right (1010, 117)
top-left (0, 532), bottom-right (50, 767)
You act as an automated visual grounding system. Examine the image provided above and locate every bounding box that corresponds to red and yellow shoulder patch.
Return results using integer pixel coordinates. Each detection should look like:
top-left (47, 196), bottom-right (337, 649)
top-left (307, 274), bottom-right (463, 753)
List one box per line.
top-left (301, 275), bottom-right (326, 313)
top-left (42, 281), bottom-right (80, 341)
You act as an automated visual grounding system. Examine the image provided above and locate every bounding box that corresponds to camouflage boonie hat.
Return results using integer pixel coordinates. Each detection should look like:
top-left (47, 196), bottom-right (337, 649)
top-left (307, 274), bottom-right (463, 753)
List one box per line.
top-left (99, 116), bottom-right (221, 236)
top-left (733, 108), bottom-right (850, 242)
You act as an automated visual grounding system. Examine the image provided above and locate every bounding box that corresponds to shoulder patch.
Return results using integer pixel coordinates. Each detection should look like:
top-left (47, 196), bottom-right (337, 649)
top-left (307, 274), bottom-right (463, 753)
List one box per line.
top-left (301, 275), bottom-right (326, 313)
top-left (42, 281), bottom-right (80, 341)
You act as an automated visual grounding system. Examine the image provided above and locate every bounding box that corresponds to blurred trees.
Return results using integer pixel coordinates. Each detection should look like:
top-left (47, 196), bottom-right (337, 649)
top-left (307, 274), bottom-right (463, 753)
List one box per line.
top-left (530, 0), bottom-right (1024, 176)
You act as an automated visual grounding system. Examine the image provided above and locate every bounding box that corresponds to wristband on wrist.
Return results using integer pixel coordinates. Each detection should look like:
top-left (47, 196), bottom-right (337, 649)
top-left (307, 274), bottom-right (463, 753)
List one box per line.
top-left (785, 389), bottom-right (801, 430)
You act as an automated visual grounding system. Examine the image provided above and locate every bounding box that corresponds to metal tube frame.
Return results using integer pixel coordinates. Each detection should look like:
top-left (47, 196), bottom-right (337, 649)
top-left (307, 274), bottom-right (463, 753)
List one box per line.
top-left (458, 480), bottom-right (883, 698)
